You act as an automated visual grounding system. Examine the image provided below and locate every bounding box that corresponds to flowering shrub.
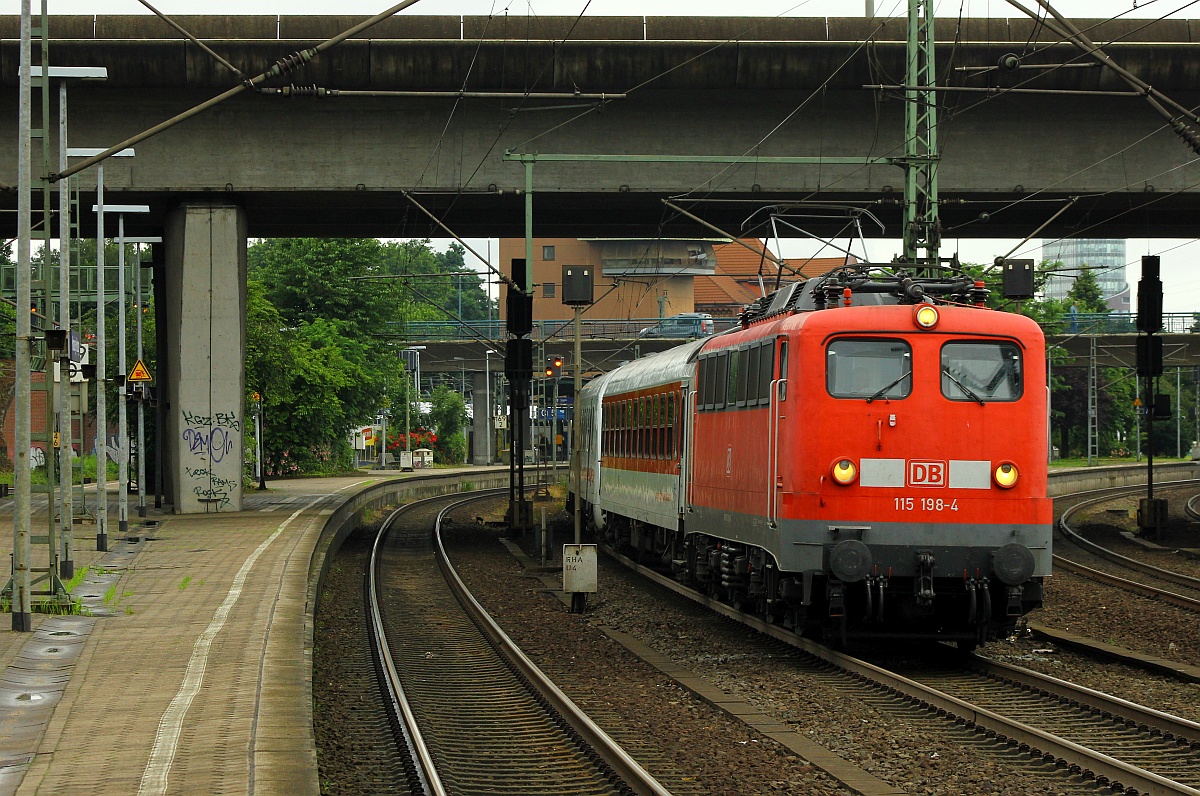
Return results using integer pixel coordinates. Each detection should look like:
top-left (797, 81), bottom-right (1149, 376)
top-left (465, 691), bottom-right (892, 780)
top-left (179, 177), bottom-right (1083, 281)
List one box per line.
top-left (387, 428), bottom-right (437, 452)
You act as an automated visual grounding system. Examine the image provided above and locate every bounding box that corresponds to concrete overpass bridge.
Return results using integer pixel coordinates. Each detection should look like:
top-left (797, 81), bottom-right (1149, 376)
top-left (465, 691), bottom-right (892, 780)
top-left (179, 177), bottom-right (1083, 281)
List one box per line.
top-left (5, 13), bottom-right (1200, 511)
top-left (4, 14), bottom-right (1200, 239)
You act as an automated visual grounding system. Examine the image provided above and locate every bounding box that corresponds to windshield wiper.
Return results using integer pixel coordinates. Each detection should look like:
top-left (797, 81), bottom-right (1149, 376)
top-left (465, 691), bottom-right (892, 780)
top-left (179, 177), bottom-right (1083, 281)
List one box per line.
top-left (865, 371), bottom-right (911, 403)
top-left (942, 367), bottom-right (985, 406)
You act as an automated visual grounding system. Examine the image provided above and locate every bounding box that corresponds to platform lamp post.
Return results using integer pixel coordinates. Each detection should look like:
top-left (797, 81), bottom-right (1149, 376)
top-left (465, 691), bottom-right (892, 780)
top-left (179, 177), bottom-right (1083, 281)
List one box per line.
top-left (93, 202), bottom-right (149, 538)
top-left (69, 146), bottom-right (134, 552)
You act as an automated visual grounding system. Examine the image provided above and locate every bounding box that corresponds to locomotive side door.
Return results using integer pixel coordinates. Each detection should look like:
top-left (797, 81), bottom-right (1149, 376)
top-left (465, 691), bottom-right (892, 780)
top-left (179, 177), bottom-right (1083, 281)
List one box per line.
top-left (681, 383), bottom-right (696, 519)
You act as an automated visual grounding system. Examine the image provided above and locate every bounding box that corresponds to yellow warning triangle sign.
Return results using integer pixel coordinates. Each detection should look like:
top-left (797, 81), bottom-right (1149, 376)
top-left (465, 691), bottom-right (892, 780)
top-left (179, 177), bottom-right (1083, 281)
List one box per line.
top-left (128, 359), bottom-right (154, 382)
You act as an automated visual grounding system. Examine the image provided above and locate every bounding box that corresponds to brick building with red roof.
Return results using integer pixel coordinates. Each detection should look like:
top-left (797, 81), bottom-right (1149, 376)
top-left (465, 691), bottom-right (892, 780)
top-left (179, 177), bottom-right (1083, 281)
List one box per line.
top-left (695, 242), bottom-right (858, 317)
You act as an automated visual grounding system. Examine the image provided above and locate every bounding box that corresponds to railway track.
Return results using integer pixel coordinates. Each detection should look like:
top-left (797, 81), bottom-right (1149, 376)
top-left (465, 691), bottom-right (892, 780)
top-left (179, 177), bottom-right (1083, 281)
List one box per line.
top-left (1184, 493), bottom-right (1200, 525)
top-left (367, 490), bottom-right (671, 796)
top-left (603, 542), bottom-right (1200, 795)
top-left (1055, 484), bottom-right (1200, 612)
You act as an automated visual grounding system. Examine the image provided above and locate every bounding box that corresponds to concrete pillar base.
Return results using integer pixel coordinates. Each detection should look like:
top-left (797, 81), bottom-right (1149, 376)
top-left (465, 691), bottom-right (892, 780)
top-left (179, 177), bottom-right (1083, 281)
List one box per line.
top-left (164, 203), bottom-right (247, 514)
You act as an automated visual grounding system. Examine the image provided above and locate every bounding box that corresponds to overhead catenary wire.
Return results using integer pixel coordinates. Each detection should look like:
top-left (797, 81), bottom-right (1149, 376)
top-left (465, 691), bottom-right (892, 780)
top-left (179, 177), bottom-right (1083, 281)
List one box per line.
top-left (137, 0), bottom-right (245, 80)
top-left (1006, 0), bottom-right (1200, 135)
top-left (400, 190), bottom-right (521, 294)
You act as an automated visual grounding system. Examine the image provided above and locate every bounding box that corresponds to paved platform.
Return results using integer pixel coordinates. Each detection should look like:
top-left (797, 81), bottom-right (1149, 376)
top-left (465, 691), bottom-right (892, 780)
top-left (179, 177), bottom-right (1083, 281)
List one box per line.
top-left (0, 470), bottom-right (445, 796)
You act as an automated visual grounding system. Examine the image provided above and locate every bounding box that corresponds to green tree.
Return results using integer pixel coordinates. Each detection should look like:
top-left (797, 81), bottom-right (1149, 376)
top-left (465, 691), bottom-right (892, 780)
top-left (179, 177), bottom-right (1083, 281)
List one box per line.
top-left (248, 238), bottom-right (404, 331)
top-left (377, 239), bottom-right (493, 326)
top-left (1065, 265), bottom-right (1106, 313)
top-left (427, 384), bottom-right (467, 464)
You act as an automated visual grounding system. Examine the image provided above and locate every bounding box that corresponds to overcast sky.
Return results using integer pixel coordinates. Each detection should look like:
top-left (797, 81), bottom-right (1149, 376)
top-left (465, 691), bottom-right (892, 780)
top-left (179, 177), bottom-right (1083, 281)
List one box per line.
top-left (10, 0), bottom-right (1198, 312)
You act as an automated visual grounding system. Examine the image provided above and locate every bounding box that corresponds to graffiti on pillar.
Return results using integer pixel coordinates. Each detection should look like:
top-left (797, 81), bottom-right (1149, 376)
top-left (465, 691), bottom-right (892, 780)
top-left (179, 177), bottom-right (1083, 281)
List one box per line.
top-left (184, 465), bottom-right (239, 507)
top-left (181, 408), bottom-right (242, 509)
top-left (181, 409), bottom-right (239, 462)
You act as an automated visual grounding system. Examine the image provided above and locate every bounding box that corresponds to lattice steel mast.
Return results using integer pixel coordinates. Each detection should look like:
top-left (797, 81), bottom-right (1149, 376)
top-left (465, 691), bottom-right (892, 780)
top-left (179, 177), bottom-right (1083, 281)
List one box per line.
top-left (902, 0), bottom-right (941, 275)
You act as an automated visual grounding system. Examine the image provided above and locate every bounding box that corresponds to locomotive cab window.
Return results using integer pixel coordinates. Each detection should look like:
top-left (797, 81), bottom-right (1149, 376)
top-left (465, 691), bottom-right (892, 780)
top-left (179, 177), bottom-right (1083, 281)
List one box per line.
top-left (941, 341), bottom-right (1023, 402)
top-left (827, 339), bottom-right (912, 400)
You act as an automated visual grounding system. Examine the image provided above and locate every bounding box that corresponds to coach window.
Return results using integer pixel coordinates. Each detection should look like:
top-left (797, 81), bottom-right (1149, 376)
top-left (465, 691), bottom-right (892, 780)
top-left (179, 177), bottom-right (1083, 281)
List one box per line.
top-left (649, 395), bottom-right (657, 458)
top-left (610, 403), bottom-right (617, 457)
top-left (648, 395), bottom-right (657, 458)
top-left (616, 401), bottom-right (623, 458)
top-left (624, 401), bottom-right (633, 458)
top-left (645, 396), bottom-right (653, 458)
top-left (609, 402), bottom-right (616, 457)
top-left (827, 339), bottom-right (913, 400)
top-left (622, 400), bottom-right (628, 458)
top-left (620, 400), bottom-right (627, 458)
top-left (652, 396), bottom-right (662, 458)
top-left (662, 394), bottom-right (670, 458)
top-left (630, 398), bottom-right (638, 458)
top-left (656, 394), bottom-right (665, 458)
top-left (666, 393), bottom-right (676, 457)
top-left (630, 398), bottom-right (637, 457)
top-left (941, 341), bottom-right (1023, 402)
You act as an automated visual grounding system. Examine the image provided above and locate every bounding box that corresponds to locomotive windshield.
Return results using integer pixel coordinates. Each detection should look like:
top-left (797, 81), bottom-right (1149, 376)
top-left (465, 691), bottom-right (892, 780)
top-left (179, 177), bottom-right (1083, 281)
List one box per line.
top-left (941, 341), bottom-right (1023, 402)
top-left (826, 339), bottom-right (912, 400)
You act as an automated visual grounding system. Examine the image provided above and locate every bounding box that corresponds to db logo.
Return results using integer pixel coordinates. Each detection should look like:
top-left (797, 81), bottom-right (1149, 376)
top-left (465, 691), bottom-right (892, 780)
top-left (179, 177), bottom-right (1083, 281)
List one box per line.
top-left (908, 460), bottom-right (946, 487)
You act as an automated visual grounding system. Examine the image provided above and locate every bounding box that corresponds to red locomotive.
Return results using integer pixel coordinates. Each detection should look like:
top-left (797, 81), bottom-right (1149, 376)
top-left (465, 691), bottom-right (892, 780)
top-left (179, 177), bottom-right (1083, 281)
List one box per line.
top-left (572, 264), bottom-right (1051, 648)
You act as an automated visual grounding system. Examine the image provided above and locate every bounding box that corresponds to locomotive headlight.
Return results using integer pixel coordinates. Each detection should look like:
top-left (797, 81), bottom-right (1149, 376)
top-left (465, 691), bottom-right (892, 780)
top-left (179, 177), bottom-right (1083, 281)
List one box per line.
top-left (993, 461), bottom-right (1019, 488)
top-left (913, 304), bottom-right (939, 329)
top-left (831, 459), bottom-right (858, 485)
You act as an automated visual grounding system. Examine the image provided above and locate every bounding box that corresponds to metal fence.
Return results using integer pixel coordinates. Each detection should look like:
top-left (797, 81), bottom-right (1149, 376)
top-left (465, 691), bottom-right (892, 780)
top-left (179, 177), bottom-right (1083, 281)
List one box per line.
top-left (1045, 312), bottom-right (1197, 335)
top-left (398, 318), bottom-right (742, 342)
top-left (396, 312), bottom-right (1198, 342)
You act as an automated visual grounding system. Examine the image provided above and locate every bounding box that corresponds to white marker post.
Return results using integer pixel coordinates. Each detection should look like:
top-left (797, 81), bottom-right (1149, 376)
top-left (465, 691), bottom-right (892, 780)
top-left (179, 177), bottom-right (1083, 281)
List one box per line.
top-left (562, 543), bottom-right (597, 614)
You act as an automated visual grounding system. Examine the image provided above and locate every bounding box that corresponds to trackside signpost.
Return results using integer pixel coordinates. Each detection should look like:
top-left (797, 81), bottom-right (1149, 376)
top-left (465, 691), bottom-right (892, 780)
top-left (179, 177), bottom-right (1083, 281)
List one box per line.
top-left (563, 543), bottom-right (597, 614)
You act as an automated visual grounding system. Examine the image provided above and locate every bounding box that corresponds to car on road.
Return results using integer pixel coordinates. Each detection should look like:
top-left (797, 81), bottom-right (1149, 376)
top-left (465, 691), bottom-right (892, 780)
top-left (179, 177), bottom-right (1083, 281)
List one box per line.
top-left (638, 313), bottom-right (716, 339)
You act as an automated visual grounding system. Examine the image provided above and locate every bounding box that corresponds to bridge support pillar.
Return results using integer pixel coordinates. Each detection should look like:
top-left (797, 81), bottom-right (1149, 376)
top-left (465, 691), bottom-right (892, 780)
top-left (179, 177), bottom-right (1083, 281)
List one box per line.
top-left (163, 202), bottom-right (247, 513)
top-left (472, 371), bottom-right (492, 465)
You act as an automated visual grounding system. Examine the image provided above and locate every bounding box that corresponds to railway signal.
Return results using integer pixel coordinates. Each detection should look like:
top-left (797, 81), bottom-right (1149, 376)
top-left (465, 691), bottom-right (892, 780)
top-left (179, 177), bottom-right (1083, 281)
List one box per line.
top-left (545, 355), bottom-right (563, 379)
